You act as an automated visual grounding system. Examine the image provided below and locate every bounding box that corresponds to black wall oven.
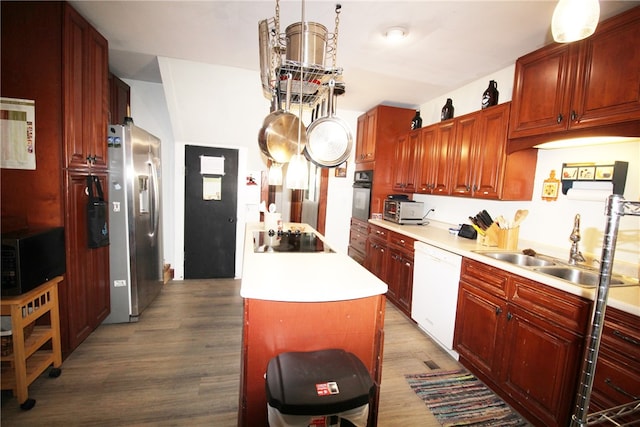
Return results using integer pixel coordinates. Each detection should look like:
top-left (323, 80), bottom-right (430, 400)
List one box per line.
top-left (352, 170), bottom-right (373, 222)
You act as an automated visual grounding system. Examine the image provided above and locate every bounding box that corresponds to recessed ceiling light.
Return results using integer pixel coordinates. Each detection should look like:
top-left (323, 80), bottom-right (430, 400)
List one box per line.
top-left (385, 27), bottom-right (408, 42)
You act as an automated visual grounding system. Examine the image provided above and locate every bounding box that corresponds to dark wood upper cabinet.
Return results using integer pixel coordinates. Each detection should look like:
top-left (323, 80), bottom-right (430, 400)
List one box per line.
top-left (509, 6), bottom-right (640, 150)
top-left (64, 4), bottom-right (109, 172)
top-left (109, 73), bottom-right (131, 125)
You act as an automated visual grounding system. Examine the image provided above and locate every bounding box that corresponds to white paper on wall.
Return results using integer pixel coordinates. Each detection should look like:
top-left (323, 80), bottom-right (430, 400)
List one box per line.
top-left (200, 155), bottom-right (224, 175)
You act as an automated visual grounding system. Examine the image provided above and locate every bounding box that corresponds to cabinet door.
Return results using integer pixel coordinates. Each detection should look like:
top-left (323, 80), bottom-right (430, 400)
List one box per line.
top-left (363, 109), bottom-right (377, 162)
top-left (453, 282), bottom-right (505, 378)
top-left (508, 43), bottom-right (574, 139)
top-left (365, 238), bottom-right (387, 283)
top-left (500, 305), bottom-right (584, 427)
top-left (571, 9), bottom-right (640, 129)
top-left (63, 5), bottom-right (108, 171)
top-left (449, 115), bottom-right (478, 197)
top-left (355, 114), bottom-right (367, 163)
top-left (471, 104), bottom-right (509, 199)
top-left (63, 172), bottom-right (110, 353)
top-left (397, 252), bottom-right (414, 316)
top-left (109, 73), bottom-right (131, 125)
top-left (416, 126), bottom-right (436, 194)
top-left (431, 121), bottom-right (455, 195)
top-left (392, 131), bottom-right (419, 193)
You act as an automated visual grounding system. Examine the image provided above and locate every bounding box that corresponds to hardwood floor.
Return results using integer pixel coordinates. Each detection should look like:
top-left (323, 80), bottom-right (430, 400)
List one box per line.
top-left (1, 279), bottom-right (461, 426)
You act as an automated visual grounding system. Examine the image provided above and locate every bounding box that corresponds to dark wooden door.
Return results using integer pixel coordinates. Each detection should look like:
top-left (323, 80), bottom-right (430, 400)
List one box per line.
top-left (184, 145), bottom-right (238, 279)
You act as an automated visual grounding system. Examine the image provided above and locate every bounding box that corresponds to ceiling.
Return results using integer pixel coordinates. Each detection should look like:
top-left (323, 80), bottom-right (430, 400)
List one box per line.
top-left (69, 0), bottom-right (639, 112)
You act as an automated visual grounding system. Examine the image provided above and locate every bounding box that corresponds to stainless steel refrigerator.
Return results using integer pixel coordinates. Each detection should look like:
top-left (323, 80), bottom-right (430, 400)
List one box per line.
top-left (103, 124), bottom-right (163, 323)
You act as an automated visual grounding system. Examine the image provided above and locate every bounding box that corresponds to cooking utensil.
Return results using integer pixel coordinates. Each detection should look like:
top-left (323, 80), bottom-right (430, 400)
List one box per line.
top-left (512, 209), bottom-right (529, 227)
top-left (257, 74), bottom-right (307, 164)
top-left (304, 79), bottom-right (353, 168)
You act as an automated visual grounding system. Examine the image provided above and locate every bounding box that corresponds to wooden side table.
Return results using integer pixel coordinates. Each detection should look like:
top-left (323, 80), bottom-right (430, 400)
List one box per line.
top-left (1, 276), bottom-right (63, 410)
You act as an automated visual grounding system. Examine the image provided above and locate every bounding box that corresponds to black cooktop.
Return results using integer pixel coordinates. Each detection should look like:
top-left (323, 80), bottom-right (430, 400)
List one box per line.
top-left (253, 230), bottom-right (333, 253)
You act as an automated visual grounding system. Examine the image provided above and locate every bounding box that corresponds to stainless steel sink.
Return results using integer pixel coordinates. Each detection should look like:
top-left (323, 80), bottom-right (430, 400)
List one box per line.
top-left (474, 251), bottom-right (638, 288)
top-left (532, 266), bottom-right (628, 287)
top-left (476, 251), bottom-right (556, 267)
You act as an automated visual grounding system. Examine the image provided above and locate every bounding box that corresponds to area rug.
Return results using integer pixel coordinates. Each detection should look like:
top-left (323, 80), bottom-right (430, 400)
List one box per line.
top-left (405, 369), bottom-right (531, 426)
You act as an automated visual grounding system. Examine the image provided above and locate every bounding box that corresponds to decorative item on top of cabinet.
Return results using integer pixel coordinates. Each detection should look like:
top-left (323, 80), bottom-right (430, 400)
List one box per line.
top-left (441, 98), bottom-right (454, 121)
top-left (481, 80), bottom-right (499, 109)
top-left (410, 110), bottom-right (422, 130)
top-left (454, 258), bottom-right (591, 427)
top-left (508, 6), bottom-right (640, 152)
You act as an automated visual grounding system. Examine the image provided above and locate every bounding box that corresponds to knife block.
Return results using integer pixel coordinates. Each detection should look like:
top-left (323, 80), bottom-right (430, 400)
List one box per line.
top-left (480, 224), bottom-right (519, 250)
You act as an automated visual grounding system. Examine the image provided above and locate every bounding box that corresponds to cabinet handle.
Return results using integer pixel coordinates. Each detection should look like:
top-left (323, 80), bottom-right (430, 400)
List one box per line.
top-left (605, 378), bottom-right (639, 400)
top-left (506, 312), bottom-right (513, 321)
top-left (613, 330), bottom-right (640, 346)
top-left (472, 184), bottom-right (478, 191)
top-left (570, 110), bottom-right (577, 121)
top-left (557, 113), bottom-right (563, 124)
top-left (495, 307), bottom-right (502, 315)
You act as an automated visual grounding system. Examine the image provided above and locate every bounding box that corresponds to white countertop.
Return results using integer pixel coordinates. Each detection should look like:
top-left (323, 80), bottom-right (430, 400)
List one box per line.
top-left (369, 219), bottom-right (640, 316)
top-left (240, 223), bottom-right (388, 302)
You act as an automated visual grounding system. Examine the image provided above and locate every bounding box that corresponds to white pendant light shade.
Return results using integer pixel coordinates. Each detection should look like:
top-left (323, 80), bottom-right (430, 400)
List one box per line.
top-left (268, 163), bottom-right (283, 186)
top-left (285, 154), bottom-right (309, 189)
top-left (552, 0), bottom-right (600, 43)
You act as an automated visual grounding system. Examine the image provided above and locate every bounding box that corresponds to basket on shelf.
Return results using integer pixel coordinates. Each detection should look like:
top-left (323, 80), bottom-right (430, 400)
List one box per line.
top-left (1, 321), bottom-right (35, 357)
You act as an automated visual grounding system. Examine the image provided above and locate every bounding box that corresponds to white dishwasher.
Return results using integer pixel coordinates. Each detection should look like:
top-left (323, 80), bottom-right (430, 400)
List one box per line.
top-left (411, 241), bottom-right (462, 360)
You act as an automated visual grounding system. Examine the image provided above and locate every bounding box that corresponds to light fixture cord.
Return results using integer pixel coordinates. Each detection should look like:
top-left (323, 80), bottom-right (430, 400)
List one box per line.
top-left (297, 0), bottom-right (305, 156)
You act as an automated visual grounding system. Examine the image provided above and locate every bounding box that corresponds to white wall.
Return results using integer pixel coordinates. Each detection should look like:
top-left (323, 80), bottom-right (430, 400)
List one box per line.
top-left (126, 58), bottom-right (638, 280)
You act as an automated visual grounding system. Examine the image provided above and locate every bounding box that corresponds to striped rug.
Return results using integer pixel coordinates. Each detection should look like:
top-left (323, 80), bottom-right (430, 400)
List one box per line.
top-left (405, 369), bottom-right (531, 426)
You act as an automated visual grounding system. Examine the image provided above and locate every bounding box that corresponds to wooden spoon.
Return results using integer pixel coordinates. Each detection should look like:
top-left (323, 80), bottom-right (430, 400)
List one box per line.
top-left (512, 209), bottom-right (529, 228)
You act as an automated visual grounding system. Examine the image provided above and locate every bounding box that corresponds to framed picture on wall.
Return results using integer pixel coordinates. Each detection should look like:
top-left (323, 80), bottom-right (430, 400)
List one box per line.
top-left (335, 162), bottom-right (347, 177)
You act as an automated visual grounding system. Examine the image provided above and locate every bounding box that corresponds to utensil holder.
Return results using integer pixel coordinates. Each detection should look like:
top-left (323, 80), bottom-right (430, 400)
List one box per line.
top-left (479, 224), bottom-right (519, 250)
top-left (497, 226), bottom-right (519, 250)
top-left (264, 213), bottom-right (282, 232)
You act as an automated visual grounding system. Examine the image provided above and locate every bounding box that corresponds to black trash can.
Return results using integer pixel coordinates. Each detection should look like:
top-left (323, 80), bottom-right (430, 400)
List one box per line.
top-left (265, 349), bottom-right (374, 427)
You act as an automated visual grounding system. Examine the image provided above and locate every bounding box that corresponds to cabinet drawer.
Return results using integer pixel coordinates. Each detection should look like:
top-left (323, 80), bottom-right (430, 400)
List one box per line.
top-left (388, 231), bottom-right (415, 252)
top-left (509, 276), bottom-right (591, 333)
top-left (349, 228), bottom-right (368, 254)
top-left (601, 307), bottom-right (640, 365)
top-left (460, 258), bottom-right (509, 299)
top-left (590, 346), bottom-right (640, 410)
top-left (368, 224), bottom-right (388, 241)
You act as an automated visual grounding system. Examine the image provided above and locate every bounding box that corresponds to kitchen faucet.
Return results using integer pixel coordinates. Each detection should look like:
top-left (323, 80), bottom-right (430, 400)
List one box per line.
top-left (568, 214), bottom-right (586, 265)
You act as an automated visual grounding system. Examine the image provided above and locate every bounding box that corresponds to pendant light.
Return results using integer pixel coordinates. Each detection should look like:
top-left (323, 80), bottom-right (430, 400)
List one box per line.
top-left (552, 0), bottom-right (600, 43)
top-left (285, 0), bottom-right (309, 190)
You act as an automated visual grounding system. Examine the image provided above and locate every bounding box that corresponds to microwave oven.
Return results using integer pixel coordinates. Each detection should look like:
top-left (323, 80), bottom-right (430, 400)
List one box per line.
top-left (383, 200), bottom-right (425, 225)
top-left (1, 227), bottom-right (66, 296)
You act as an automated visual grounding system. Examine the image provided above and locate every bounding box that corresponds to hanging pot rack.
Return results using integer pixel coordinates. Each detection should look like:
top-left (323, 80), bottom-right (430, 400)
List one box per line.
top-left (260, 3), bottom-right (344, 110)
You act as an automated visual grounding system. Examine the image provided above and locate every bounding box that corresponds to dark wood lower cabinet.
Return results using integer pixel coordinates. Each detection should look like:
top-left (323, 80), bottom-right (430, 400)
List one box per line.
top-left (364, 225), bottom-right (414, 318)
top-left (62, 172), bottom-right (110, 354)
top-left (588, 306), bottom-right (640, 420)
top-left (454, 258), bottom-right (591, 427)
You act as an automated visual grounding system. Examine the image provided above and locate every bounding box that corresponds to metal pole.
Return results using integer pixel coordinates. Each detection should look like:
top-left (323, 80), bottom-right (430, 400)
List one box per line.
top-left (570, 194), bottom-right (624, 426)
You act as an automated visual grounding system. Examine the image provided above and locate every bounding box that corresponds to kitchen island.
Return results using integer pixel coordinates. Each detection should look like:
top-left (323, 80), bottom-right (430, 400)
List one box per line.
top-left (238, 223), bottom-right (388, 427)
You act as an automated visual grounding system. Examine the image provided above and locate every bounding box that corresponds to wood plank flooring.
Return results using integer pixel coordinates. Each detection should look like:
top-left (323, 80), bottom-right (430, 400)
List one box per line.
top-left (1, 279), bottom-right (461, 426)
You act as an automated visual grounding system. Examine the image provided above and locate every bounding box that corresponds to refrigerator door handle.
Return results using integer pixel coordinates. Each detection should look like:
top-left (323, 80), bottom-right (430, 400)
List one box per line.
top-left (149, 159), bottom-right (160, 238)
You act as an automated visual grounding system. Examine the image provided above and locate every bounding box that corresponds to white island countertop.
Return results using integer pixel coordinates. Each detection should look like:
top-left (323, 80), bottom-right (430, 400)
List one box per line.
top-left (240, 223), bottom-right (387, 302)
top-left (369, 219), bottom-right (640, 317)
